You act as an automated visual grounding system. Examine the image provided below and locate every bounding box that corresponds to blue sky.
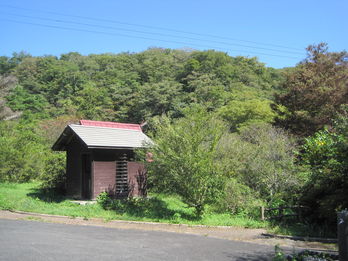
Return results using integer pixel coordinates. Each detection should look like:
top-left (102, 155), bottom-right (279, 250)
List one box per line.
top-left (1, 0), bottom-right (347, 68)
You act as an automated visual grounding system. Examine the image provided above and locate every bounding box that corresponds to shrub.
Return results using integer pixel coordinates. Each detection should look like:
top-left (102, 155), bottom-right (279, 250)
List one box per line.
top-left (40, 152), bottom-right (66, 193)
top-left (97, 195), bottom-right (177, 220)
top-left (96, 191), bottom-right (112, 209)
top-left (216, 123), bottom-right (303, 204)
top-left (215, 179), bottom-right (264, 218)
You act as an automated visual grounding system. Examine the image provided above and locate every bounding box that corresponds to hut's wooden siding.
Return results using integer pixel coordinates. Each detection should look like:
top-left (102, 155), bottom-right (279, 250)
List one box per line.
top-left (92, 161), bottom-right (116, 199)
top-left (128, 162), bottom-right (146, 197)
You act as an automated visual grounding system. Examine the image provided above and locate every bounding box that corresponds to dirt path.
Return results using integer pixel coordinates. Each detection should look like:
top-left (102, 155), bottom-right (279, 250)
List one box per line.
top-left (0, 210), bottom-right (337, 252)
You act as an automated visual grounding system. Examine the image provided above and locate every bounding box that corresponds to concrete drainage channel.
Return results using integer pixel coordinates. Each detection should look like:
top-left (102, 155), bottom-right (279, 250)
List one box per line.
top-left (262, 233), bottom-right (338, 244)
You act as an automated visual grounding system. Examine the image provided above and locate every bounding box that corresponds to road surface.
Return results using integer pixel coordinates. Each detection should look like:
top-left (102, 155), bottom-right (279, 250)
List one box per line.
top-left (0, 218), bottom-right (276, 261)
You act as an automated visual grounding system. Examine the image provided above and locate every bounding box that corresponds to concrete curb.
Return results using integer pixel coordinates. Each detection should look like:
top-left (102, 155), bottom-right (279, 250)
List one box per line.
top-left (7, 209), bottom-right (261, 230)
top-left (9, 209), bottom-right (73, 219)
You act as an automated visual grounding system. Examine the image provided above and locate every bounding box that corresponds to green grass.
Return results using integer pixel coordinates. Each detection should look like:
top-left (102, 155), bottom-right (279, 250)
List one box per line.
top-left (0, 182), bottom-right (336, 237)
top-left (0, 182), bottom-right (266, 228)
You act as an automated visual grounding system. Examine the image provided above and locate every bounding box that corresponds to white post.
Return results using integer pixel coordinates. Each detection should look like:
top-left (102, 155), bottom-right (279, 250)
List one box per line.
top-left (260, 206), bottom-right (265, 221)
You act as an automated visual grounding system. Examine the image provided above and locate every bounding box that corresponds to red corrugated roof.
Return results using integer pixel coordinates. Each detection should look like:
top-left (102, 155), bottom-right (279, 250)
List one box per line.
top-left (80, 120), bottom-right (142, 131)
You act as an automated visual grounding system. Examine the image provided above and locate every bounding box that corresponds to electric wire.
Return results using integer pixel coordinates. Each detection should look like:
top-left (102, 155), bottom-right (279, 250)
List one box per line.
top-left (0, 4), bottom-right (303, 52)
top-left (1, 18), bottom-right (302, 60)
top-left (1, 12), bottom-right (304, 56)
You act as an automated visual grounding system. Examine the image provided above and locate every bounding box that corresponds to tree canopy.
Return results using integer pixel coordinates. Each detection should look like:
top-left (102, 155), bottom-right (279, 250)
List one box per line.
top-left (0, 48), bottom-right (280, 124)
top-left (275, 43), bottom-right (348, 136)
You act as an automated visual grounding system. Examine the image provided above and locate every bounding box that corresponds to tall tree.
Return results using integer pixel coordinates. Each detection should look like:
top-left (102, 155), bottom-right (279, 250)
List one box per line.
top-left (147, 106), bottom-right (226, 216)
top-left (275, 43), bottom-right (348, 136)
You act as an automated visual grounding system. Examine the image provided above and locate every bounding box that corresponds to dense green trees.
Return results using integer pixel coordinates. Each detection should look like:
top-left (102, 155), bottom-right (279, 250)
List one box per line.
top-left (2, 48), bottom-right (279, 123)
top-left (0, 120), bottom-right (46, 182)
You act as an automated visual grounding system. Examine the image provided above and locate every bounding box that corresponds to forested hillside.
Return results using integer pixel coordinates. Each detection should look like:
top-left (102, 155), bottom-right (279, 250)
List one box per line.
top-left (1, 44), bottom-right (347, 229)
top-left (0, 48), bottom-right (280, 123)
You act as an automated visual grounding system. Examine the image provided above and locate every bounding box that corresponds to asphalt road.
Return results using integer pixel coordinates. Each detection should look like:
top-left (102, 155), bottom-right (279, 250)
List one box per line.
top-left (0, 219), bottom-right (277, 261)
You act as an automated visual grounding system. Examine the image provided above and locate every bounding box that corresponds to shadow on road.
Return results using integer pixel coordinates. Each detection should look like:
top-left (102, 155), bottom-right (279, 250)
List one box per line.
top-left (233, 251), bottom-right (273, 261)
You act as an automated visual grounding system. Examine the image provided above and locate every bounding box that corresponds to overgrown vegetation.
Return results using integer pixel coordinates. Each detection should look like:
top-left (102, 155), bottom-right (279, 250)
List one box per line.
top-left (0, 43), bottom-right (347, 235)
top-left (300, 106), bottom-right (348, 227)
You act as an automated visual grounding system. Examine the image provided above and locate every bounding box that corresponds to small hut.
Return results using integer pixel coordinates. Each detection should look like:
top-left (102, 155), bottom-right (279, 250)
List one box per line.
top-left (52, 120), bottom-right (152, 199)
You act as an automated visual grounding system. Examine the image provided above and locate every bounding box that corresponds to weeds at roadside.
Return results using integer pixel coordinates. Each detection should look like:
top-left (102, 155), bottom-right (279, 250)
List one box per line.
top-left (272, 245), bottom-right (338, 261)
top-left (25, 216), bottom-right (43, 222)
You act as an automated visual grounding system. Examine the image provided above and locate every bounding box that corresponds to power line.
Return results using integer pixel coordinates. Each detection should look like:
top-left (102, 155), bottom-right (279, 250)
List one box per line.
top-left (0, 4), bottom-right (304, 52)
top-left (1, 12), bottom-right (304, 56)
top-left (1, 18), bottom-right (302, 60)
